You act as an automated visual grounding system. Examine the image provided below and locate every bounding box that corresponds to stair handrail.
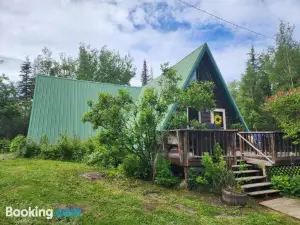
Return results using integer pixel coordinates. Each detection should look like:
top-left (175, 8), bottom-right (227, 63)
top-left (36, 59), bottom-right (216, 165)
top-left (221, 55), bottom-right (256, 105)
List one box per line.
top-left (237, 133), bottom-right (275, 165)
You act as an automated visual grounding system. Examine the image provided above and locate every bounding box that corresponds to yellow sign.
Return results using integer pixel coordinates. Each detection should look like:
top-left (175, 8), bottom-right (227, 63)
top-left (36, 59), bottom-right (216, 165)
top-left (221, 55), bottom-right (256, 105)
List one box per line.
top-left (214, 114), bottom-right (222, 125)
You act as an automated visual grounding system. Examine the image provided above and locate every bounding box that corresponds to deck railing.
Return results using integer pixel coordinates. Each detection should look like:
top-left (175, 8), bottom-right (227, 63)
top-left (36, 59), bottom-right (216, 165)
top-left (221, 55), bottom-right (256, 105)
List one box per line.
top-left (166, 129), bottom-right (238, 164)
top-left (238, 132), bottom-right (300, 165)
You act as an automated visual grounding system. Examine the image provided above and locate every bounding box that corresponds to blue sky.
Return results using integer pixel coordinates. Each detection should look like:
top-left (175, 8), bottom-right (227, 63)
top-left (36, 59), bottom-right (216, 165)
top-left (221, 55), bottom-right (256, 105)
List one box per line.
top-left (1, 0), bottom-right (300, 86)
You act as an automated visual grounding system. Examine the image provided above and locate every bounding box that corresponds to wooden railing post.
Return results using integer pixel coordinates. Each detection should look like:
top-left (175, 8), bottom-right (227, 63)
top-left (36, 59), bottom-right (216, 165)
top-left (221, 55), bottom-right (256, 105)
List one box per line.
top-left (270, 134), bottom-right (276, 163)
top-left (239, 134), bottom-right (244, 160)
top-left (183, 131), bottom-right (189, 167)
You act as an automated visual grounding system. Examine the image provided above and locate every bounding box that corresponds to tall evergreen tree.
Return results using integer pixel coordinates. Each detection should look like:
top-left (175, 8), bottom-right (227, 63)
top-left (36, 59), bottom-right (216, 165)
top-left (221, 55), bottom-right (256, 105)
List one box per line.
top-left (141, 60), bottom-right (150, 86)
top-left (232, 46), bottom-right (274, 130)
top-left (18, 57), bottom-right (35, 101)
top-left (268, 21), bottom-right (300, 92)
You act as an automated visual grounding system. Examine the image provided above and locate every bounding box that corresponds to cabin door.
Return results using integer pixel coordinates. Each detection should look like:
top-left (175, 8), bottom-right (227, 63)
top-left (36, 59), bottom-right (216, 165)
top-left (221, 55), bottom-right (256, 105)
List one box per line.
top-left (211, 108), bottom-right (226, 129)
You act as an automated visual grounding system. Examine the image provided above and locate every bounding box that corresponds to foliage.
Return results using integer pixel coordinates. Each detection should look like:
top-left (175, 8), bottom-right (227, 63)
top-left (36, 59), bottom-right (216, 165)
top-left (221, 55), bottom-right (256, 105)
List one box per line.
top-left (265, 89), bottom-right (300, 143)
top-left (271, 175), bottom-right (300, 198)
top-left (83, 90), bottom-right (134, 167)
top-left (33, 44), bottom-right (137, 85)
top-left (0, 139), bottom-right (10, 153)
top-left (122, 154), bottom-right (152, 179)
top-left (196, 144), bottom-right (235, 192)
top-left (0, 75), bottom-right (22, 139)
top-left (268, 22), bottom-right (300, 92)
top-left (229, 21), bottom-right (300, 131)
top-left (154, 155), bottom-right (180, 187)
top-left (230, 122), bottom-right (244, 130)
top-left (187, 168), bottom-right (199, 190)
top-left (141, 60), bottom-right (152, 86)
top-left (17, 56), bottom-right (35, 101)
top-left (40, 134), bottom-right (87, 162)
top-left (169, 107), bottom-right (188, 129)
top-left (33, 47), bottom-right (77, 78)
top-left (83, 61), bottom-right (217, 183)
top-left (83, 63), bottom-right (183, 178)
top-left (9, 135), bottom-right (41, 158)
top-left (9, 135), bottom-right (26, 153)
top-left (180, 81), bottom-right (216, 111)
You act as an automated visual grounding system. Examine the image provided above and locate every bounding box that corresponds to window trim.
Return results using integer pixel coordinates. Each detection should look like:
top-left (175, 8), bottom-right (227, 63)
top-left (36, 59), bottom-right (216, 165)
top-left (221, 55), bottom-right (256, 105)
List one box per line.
top-left (210, 108), bottom-right (226, 129)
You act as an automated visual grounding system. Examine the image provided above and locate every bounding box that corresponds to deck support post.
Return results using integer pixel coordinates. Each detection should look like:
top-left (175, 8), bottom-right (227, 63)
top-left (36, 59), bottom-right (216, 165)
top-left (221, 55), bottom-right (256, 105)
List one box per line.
top-left (183, 131), bottom-right (189, 190)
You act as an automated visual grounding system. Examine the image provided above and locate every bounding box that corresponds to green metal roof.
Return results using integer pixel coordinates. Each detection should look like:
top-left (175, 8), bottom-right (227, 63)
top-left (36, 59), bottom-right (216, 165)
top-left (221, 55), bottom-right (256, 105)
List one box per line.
top-left (143, 43), bottom-right (248, 131)
top-left (28, 76), bottom-right (142, 143)
top-left (28, 43), bottom-right (248, 143)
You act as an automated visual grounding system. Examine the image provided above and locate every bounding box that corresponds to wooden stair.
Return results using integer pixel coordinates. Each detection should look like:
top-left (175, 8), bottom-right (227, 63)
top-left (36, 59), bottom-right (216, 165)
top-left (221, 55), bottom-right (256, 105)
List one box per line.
top-left (232, 159), bottom-right (279, 197)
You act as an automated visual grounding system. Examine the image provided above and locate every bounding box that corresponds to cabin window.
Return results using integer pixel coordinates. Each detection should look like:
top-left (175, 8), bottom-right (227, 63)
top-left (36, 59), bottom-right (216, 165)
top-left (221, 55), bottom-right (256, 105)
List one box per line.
top-left (187, 107), bottom-right (199, 122)
top-left (210, 108), bottom-right (226, 129)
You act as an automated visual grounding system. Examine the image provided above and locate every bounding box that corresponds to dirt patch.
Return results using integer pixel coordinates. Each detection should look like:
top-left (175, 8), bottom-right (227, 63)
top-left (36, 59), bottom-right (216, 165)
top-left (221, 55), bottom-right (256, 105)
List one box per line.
top-left (143, 201), bottom-right (158, 212)
top-left (143, 190), bottom-right (160, 198)
top-left (175, 204), bottom-right (196, 215)
top-left (80, 172), bottom-right (104, 181)
top-left (215, 215), bottom-right (243, 219)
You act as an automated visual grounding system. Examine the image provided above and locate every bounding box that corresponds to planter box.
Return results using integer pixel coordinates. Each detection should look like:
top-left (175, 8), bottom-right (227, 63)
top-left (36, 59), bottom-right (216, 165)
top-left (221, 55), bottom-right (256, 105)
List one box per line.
top-left (222, 188), bottom-right (248, 206)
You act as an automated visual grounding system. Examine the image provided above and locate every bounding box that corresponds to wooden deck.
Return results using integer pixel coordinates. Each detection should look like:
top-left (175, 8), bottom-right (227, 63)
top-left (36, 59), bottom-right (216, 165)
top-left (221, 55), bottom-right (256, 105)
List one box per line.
top-left (165, 129), bottom-right (238, 168)
top-left (238, 132), bottom-right (300, 166)
top-left (165, 129), bottom-right (300, 167)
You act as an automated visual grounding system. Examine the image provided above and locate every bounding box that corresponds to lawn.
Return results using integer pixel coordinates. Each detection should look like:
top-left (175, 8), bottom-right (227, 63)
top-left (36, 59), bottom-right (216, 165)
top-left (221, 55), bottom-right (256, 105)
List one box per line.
top-left (0, 157), bottom-right (299, 225)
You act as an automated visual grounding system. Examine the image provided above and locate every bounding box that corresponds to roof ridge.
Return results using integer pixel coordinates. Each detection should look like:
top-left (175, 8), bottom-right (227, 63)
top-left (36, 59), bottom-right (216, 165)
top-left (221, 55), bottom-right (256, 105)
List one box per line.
top-left (144, 43), bottom-right (206, 87)
top-left (36, 75), bottom-right (142, 89)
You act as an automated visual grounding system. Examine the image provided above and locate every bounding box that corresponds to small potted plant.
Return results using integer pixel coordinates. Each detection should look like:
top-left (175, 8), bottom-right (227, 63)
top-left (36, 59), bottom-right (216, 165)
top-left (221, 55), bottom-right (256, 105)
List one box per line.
top-left (221, 181), bottom-right (248, 206)
top-left (221, 163), bottom-right (248, 206)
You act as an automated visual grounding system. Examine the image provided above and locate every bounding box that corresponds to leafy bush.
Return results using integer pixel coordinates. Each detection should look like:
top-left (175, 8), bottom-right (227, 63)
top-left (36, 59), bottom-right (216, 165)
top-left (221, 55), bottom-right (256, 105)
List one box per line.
top-left (85, 145), bottom-right (109, 166)
top-left (122, 154), bottom-right (141, 177)
top-left (122, 154), bottom-right (152, 179)
top-left (20, 138), bottom-right (41, 158)
top-left (155, 155), bottom-right (180, 187)
top-left (265, 89), bottom-right (300, 143)
top-left (196, 143), bottom-right (235, 192)
top-left (39, 134), bottom-right (87, 162)
top-left (10, 135), bottom-right (26, 153)
top-left (0, 139), bottom-right (10, 153)
top-left (271, 175), bottom-right (300, 197)
top-left (38, 135), bottom-right (88, 162)
top-left (187, 168), bottom-right (199, 190)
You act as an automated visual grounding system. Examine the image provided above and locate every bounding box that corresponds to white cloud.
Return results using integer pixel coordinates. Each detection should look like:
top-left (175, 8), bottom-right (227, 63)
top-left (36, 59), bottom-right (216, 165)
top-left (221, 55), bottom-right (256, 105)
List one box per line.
top-left (1, 0), bottom-right (300, 86)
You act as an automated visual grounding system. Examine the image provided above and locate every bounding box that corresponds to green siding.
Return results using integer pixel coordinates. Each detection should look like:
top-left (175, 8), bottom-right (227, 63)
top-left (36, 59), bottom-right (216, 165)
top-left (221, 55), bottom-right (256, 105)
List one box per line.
top-left (28, 76), bottom-right (142, 143)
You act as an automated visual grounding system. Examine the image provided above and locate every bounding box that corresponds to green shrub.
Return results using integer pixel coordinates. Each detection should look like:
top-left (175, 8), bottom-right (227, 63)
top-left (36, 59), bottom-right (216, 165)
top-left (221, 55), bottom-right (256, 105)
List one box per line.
top-left (39, 135), bottom-right (87, 162)
top-left (39, 136), bottom-right (59, 160)
top-left (121, 154), bottom-right (152, 179)
top-left (187, 168), bottom-right (199, 190)
top-left (20, 138), bottom-right (41, 158)
top-left (271, 175), bottom-right (300, 197)
top-left (196, 143), bottom-right (235, 192)
top-left (82, 138), bottom-right (97, 154)
top-left (122, 154), bottom-right (141, 177)
top-left (85, 145), bottom-right (108, 166)
top-left (155, 155), bottom-right (180, 187)
top-left (10, 135), bottom-right (26, 154)
top-left (0, 139), bottom-right (10, 153)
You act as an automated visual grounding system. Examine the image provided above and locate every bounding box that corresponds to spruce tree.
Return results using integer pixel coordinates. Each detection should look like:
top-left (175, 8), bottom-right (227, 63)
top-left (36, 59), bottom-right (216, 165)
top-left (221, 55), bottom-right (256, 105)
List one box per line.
top-left (18, 57), bottom-right (35, 101)
top-left (141, 60), bottom-right (150, 86)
